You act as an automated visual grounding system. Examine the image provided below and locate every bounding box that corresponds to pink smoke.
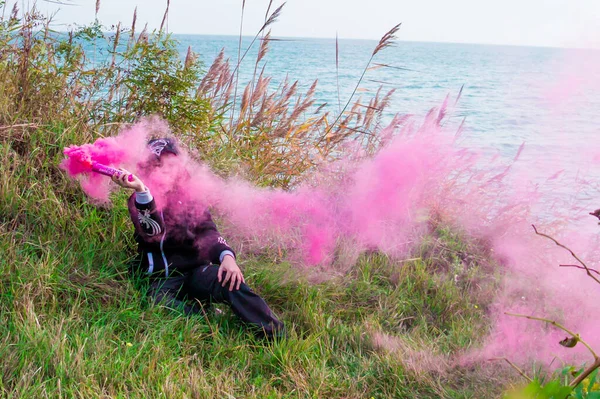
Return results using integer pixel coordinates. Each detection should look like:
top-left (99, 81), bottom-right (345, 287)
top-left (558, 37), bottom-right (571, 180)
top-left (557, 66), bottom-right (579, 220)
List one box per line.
top-left (61, 104), bottom-right (600, 368)
top-left (60, 119), bottom-right (166, 201)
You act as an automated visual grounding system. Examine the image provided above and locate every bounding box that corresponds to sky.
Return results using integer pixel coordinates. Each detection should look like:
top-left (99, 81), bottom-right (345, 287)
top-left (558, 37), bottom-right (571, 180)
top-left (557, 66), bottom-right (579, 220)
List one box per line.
top-left (35, 0), bottom-right (600, 48)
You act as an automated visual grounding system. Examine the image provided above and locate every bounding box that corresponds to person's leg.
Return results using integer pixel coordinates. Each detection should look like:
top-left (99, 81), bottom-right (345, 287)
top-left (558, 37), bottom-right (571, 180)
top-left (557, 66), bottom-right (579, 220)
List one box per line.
top-left (148, 274), bottom-right (201, 316)
top-left (185, 265), bottom-right (285, 337)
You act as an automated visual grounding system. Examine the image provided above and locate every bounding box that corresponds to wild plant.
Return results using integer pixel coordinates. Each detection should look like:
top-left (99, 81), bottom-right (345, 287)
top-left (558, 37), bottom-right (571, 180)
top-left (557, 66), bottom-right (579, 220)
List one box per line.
top-left (501, 226), bottom-right (600, 399)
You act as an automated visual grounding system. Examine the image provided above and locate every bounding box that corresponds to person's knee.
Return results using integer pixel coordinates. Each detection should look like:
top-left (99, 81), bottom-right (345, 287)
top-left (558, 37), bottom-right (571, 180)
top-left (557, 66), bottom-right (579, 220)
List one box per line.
top-left (221, 282), bottom-right (253, 298)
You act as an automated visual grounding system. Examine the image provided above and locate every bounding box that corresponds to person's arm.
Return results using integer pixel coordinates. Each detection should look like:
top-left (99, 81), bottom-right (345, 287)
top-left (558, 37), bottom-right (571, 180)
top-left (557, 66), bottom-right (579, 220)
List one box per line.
top-left (194, 210), bottom-right (244, 291)
top-left (113, 169), bottom-right (165, 237)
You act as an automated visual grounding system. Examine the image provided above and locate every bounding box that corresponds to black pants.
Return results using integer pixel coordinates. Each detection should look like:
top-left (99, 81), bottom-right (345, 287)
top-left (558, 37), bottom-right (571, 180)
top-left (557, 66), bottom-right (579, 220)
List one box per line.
top-left (148, 265), bottom-right (284, 338)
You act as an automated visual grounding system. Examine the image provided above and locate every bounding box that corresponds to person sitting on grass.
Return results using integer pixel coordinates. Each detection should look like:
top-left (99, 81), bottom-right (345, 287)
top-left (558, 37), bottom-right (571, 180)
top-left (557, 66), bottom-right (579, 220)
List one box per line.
top-left (112, 138), bottom-right (284, 338)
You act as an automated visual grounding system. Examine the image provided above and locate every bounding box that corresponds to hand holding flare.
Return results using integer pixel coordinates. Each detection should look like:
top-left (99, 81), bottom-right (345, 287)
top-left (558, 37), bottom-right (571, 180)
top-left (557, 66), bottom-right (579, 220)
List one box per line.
top-left (111, 168), bottom-right (146, 193)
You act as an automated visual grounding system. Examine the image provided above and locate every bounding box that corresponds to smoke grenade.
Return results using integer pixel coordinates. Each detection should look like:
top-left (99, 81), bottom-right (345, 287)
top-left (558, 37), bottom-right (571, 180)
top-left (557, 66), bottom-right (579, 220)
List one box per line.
top-left (91, 162), bottom-right (134, 181)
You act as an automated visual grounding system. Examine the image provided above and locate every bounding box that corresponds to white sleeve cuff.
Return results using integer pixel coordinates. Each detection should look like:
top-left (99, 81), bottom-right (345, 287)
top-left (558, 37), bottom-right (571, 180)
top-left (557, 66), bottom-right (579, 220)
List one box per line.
top-left (219, 250), bottom-right (235, 263)
top-left (135, 189), bottom-right (153, 204)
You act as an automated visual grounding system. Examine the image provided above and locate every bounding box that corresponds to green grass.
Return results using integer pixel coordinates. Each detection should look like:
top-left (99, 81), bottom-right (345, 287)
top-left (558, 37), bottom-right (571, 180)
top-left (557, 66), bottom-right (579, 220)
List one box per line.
top-left (0, 129), bottom-right (517, 397)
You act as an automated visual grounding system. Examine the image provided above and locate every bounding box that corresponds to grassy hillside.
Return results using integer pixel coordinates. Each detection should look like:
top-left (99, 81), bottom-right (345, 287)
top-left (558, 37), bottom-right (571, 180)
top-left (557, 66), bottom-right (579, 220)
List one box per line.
top-left (0, 167), bottom-right (509, 397)
top-left (0, 3), bottom-right (518, 398)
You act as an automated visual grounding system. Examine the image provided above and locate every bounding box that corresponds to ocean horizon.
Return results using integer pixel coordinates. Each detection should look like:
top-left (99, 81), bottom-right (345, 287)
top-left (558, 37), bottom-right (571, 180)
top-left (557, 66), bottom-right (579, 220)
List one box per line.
top-left (171, 34), bottom-right (600, 221)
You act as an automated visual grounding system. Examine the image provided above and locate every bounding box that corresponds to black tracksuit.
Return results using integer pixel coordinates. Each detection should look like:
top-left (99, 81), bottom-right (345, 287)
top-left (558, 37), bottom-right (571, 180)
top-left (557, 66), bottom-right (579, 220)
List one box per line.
top-left (127, 191), bottom-right (284, 337)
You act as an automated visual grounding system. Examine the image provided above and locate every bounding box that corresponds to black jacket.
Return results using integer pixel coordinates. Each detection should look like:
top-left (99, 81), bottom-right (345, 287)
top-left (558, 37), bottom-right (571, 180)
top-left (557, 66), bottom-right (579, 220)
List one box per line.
top-left (127, 192), bottom-right (235, 277)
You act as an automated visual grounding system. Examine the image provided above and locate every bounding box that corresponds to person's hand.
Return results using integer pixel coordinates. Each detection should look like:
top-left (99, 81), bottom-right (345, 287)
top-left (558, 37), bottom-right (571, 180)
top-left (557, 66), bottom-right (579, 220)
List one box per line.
top-left (111, 168), bottom-right (146, 193)
top-left (217, 255), bottom-right (245, 291)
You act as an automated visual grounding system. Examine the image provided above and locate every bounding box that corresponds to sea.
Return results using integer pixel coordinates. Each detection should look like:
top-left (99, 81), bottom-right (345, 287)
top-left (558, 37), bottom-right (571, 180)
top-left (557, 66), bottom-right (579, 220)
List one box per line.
top-left (172, 35), bottom-right (600, 222)
top-left (176, 36), bottom-right (598, 151)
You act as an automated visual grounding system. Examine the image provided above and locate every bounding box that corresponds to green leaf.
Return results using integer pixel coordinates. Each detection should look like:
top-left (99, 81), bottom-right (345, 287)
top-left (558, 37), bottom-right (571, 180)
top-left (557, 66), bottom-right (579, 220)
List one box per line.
top-left (539, 380), bottom-right (572, 399)
top-left (574, 380), bottom-right (585, 398)
top-left (588, 368), bottom-right (599, 388)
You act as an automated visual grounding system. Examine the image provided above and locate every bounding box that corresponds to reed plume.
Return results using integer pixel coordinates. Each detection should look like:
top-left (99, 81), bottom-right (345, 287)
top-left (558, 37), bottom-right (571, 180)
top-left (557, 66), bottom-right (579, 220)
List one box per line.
top-left (184, 46), bottom-right (195, 70)
top-left (159, 0), bottom-right (170, 32)
top-left (373, 23), bottom-right (401, 56)
top-left (257, 30), bottom-right (271, 64)
top-left (324, 23), bottom-right (401, 139)
top-left (130, 7), bottom-right (137, 40)
top-left (226, 2), bottom-right (286, 93)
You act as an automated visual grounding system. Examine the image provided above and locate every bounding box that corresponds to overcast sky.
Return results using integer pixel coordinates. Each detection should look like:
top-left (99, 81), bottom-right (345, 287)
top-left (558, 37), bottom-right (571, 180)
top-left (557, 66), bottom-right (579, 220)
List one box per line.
top-left (37, 0), bottom-right (600, 48)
